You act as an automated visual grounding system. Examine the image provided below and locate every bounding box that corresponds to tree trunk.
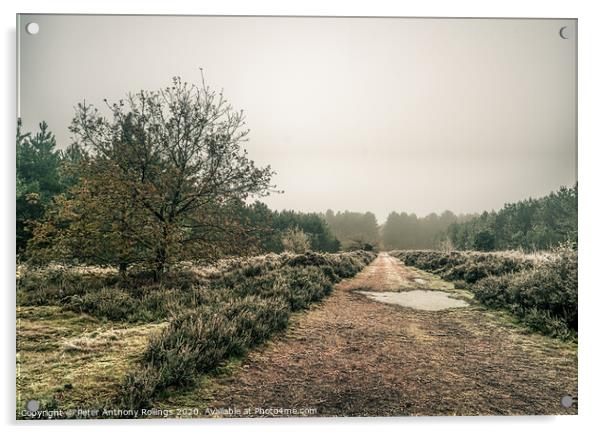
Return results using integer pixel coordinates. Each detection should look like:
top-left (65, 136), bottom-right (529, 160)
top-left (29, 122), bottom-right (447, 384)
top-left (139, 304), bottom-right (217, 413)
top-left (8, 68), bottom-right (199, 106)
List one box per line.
top-left (118, 262), bottom-right (128, 277)
top-left (153, 247), bottom-right (166, 282)
top-left (153, 223), bottom-right (171, 282)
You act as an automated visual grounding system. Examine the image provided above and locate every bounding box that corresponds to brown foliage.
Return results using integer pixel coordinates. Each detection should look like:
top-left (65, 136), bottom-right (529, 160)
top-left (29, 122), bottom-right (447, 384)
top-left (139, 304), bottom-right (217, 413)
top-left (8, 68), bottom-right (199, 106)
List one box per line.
top-left (28, 75), bottom-right (275, 278)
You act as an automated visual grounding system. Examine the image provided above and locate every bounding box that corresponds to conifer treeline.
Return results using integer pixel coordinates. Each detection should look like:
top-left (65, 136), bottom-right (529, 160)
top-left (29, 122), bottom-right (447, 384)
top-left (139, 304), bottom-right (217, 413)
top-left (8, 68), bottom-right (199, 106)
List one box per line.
top-left (446, 186), bottom-right (577, 251)
top-left (380, 186), bottom-right (577, 251)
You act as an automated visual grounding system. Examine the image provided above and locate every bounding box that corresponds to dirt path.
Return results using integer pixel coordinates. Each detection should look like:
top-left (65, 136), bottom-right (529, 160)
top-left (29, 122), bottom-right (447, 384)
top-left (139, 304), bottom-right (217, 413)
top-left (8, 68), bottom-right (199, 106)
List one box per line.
top-left (196, 253), bottom-right (578, 416)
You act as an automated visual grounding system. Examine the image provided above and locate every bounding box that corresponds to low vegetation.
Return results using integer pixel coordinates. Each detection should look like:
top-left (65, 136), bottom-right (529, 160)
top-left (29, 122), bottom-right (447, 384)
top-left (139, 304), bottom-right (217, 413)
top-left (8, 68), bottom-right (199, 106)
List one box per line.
top-left (17, 250), bottom-right (376, 414)
top-left (119, 250), bottom-right (375, 409)
top-left (16, 306), bottom-right (164, 417)
top-left (390, 246), bottom-right (577, 340)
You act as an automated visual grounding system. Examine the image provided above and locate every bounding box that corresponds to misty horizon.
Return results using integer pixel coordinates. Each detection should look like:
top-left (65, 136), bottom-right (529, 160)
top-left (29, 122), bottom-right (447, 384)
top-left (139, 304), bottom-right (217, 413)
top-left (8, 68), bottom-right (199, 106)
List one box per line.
top-left (257, 180), bottom-right (574, 225)
top-left (18, 15), bottom-right (577, 223)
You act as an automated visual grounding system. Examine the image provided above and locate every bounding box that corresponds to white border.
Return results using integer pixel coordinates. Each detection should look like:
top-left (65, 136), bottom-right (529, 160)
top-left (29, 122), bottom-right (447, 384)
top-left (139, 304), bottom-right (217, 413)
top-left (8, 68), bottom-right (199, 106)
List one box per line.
top-left (2, 1), bottom-right (601, 433)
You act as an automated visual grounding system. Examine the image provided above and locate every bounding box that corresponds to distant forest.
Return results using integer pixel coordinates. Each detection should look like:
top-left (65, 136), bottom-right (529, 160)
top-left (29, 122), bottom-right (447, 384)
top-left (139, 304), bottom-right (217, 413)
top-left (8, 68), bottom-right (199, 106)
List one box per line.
top-left (381, 211), bottom-right (476, 250)
top-left (17, 120), bottom-right (577, 259)
top-left (380, 185), bottom-right (577, 251)
top-left (321, 210), bottom-right (380, 250)
top-left (447, 185), bottom-right (577, 251)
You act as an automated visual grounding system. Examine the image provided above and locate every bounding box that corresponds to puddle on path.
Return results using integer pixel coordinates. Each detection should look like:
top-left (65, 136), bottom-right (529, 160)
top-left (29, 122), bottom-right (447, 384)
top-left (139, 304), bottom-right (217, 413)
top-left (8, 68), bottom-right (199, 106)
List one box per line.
top-left (357, 290), bottom-right (469, 311)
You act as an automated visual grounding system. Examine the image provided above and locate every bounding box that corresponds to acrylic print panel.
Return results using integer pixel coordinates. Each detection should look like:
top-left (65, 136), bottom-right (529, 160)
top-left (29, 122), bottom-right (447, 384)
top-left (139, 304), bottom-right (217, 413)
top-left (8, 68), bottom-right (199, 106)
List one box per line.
top-left (16, 15), bottom-right (577, 419)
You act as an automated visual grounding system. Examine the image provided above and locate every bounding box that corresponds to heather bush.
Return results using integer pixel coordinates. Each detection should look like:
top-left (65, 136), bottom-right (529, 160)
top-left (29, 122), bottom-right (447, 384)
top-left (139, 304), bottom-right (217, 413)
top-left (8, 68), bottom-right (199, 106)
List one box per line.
top-left (218, 266), bottom-right (332, 310)
top-left (17, 268), bottom-right (120, 306)
top-left (391, 247), bottom-right (576, 339)
top-left (440, 255), bottom-right (532, 283)
top-left (118, 250), bottom-right (376, 408)
top-left (120, 296), bottom-right (290, 409)
top-left (472, 246), bottom-right (577, 339)
top-left (391, 250), bottom-right (533, 283)
top-left (68, 287), bottom-right (140, 321)
top-left (18, 251), bottom-right (375, 325)
top-left (329, 254), bottom-right (364, 278)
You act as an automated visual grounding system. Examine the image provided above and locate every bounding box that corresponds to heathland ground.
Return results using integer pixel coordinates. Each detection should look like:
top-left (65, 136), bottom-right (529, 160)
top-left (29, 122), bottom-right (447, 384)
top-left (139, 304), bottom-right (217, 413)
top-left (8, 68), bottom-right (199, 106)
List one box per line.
top-left (17, 252), bottom-right (576, 417)
top-left (185, 253), bottom-right (577, 416)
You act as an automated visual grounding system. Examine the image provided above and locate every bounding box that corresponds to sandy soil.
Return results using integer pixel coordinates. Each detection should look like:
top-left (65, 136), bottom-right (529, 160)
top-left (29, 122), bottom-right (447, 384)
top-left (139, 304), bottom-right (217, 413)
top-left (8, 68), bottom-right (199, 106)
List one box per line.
top-left (198, 253), bottom-right (578, 416)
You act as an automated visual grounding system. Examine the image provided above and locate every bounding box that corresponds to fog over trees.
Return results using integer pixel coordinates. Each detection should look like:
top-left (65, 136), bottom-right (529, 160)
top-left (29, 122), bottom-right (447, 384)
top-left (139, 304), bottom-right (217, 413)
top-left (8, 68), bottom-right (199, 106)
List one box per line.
top-left (381, 211), bottom-right (477, 250)
top-left (16, 76), bottom-right (577, 271)
top-left (321, 211), bottom-right (380, 250)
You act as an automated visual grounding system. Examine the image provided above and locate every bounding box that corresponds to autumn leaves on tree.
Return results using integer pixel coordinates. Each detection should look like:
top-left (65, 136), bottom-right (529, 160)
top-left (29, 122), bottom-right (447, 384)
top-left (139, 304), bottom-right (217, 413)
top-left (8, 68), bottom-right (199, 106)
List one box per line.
top-left (29, 75), bottom-right (275, 279)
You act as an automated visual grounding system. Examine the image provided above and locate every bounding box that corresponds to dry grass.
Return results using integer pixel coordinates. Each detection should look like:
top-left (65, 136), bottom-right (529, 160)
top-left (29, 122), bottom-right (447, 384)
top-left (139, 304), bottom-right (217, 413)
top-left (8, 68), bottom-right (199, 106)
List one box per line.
top-left (16, 306), bottom-right (165, 414)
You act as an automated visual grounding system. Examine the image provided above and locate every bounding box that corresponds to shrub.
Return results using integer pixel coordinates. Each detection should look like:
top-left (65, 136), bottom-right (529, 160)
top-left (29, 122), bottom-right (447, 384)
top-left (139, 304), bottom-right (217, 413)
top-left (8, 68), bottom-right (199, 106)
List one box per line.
top-left (118, 250), bottom-right (376, 408)
top-left (472, 246), bottom-right (577, 338)
top-left (69, 287), bottom-right (140, 321)
top-left (272, 266), bottom-right (333, 309)
top-left (17, 268), bottom-right (119, 306)
top-left (120, 366), bottom-right (159, 410)
top-left (391, 250), bottom-right (533, 283)
top-left (392, 247), bottom-right (577, 339)
top-left (18, 251), bottom-right (376, 324)
top-left (281, 227), bottom-right (311, 253)
top-left (284, 250), bottom-right (332, 268)
top-left (218, 266), bottom-right (332, 310)
top-left (120, 296), bottom-right (290, 409)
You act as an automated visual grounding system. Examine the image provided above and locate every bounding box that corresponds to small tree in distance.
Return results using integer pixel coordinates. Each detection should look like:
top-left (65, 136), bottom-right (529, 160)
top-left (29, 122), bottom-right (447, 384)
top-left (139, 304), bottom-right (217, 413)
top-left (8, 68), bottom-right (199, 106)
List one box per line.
top-left (281, 227), bottom-right (311, 253)
top-left (31, 73), bottom-right (275, 279)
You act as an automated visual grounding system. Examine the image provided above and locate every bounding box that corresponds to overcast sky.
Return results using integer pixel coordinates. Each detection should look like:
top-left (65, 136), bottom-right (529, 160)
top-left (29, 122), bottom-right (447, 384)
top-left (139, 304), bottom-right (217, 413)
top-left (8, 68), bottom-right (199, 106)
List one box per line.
top-left (18, 15), bottom-right (577, 223)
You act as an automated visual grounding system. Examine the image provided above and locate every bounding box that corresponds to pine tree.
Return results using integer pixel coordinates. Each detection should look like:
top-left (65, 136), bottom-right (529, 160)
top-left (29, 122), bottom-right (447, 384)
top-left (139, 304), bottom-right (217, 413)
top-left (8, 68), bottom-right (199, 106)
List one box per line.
top-left (16, 120), bottom-right (63, 253)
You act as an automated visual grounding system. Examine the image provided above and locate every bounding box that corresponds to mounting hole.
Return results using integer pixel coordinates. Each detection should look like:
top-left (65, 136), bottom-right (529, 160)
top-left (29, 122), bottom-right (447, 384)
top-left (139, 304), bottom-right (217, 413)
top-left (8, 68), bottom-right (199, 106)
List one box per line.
top-left (26, 22), bottom-right (39, 35)
top-left (561, 395), bottom-right (573, 408)
top-left (26, 399), bottom-right (40, 411)
top-left (559, 26), bottom-right (570, 40)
